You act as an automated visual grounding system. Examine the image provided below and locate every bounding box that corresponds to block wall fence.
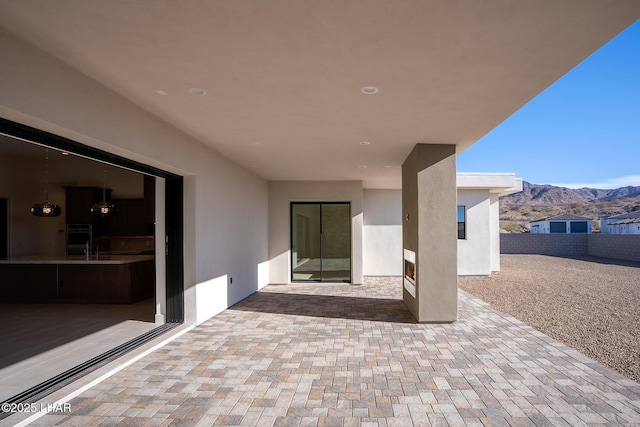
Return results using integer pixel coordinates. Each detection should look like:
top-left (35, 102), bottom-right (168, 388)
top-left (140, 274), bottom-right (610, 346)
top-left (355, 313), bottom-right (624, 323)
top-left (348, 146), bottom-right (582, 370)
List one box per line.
top-left (500, 234), bottom-right (640, 262)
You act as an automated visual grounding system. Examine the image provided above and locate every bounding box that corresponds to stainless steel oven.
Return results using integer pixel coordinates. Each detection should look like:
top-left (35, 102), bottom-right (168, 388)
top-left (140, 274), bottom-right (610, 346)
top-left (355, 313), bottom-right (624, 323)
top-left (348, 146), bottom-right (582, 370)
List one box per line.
top-left (66, 224), bottom-right (92, 255)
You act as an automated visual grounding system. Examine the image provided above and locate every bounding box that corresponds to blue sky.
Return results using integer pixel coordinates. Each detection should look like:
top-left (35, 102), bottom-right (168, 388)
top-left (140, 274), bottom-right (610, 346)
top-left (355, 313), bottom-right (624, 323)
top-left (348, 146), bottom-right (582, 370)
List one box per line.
top-left (456, 20), bottom-right (640, 189)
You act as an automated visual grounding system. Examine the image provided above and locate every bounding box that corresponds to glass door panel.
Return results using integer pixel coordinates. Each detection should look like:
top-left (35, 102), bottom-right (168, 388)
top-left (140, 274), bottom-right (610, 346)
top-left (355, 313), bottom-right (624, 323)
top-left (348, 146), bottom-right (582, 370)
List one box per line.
top-left (320, 203), bottom-right (351, 281)
top-left (291, 204), bottom-right (321, 281)
top-left (291, 203), bottom-right (351, 282)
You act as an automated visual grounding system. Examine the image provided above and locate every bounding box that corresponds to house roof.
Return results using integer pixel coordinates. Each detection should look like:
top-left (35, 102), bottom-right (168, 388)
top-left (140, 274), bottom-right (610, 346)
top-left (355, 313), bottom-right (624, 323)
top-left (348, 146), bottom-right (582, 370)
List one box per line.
top-left (456, 173), bottom-right (523, 197)
top-left (530, 214), bottom-right (593, 224)
top-left (605, 210), bottom-right (640, 220)
top-left (0, 2), bottom-right (639, 188)
top-left (609, 217), bottom-right (640, 225)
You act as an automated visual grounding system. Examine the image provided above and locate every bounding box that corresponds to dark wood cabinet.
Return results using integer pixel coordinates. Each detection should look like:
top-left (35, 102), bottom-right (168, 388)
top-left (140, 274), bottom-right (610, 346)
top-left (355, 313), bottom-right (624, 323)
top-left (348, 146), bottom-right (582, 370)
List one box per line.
top-left (0, 265), bottom-right (58, 300)
top-left (106, 199), bottom-right (146, 236)
top-left (58, 264), bottom-right (130, 302)
top-left (66, 187), bottom-right (149, 237)
top-left (0, 260), bottom-right (154, 304)
top-left (65, 187), bottom-right (111, 225)
top-left (143, 175), bottom-right (155, 231)
top-left (58, 261), bottom-right (153, 303)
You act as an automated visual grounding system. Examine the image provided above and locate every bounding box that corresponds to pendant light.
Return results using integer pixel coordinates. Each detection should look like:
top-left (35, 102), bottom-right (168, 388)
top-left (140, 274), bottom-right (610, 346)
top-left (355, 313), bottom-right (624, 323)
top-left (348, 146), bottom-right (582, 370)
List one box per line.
top-left (91, 170), bottom-right (116, 216)
top-left (31, 148), bottom-right (62, 217)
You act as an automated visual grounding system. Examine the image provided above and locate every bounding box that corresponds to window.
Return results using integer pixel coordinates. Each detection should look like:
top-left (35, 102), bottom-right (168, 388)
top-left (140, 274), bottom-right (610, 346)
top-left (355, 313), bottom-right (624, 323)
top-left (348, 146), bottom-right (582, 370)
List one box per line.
top-left (457, 206), bottom-right (466, 239)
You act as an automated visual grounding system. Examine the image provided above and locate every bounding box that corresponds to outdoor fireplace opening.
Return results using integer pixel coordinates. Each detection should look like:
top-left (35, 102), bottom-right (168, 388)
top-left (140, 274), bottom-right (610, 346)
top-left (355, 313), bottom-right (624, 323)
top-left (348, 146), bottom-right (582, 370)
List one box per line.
top-left (404, 259), bottom-right (415, 284)
top-left (403, 249), bottom-right (416, 297)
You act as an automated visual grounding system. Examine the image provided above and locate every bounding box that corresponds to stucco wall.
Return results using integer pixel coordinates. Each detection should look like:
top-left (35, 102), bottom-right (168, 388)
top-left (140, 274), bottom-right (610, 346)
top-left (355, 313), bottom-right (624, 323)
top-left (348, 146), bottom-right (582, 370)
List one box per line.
top-left (363, 189), bottom-right (402, 276)
top-left (362, 188), bottom-right (505, 277)
top-left (268, 181), bottom-right (364, 285)
top-left (604, 221), bottom-right (640, 235)
top-left (0, 28), bottom-right (269, 325)
top-left (489, 194), bottom-right (501, 272)
top-left (457, 190), bottom-right (491, 275)
top-left (402, 144), bottom-right (458, 323)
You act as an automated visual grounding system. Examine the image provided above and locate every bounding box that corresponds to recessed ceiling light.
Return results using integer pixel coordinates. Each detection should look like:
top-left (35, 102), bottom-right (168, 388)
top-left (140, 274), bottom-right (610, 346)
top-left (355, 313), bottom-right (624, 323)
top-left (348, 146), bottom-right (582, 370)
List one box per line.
top-left (358, 165), bottom-right (368, 169)
top-left (61, 151), bottom-right (70, 156)
top-left (384, 165), bottom-right (393, 168)
top-left (249, 141), bottom-right (263, 147)
top-left (359, 141), bottom-right (371, 146)
top-left (188, 87), bottom-right (207, 96)
top-left (361, 86), bottom-right (378, 95)
top-left (155, 89), bottom-right (169, 96)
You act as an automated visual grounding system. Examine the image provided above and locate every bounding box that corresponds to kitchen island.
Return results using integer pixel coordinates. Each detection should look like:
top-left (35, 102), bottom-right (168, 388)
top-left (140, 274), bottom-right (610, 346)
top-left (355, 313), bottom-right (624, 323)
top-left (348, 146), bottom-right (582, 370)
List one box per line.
top-left (0, 255), bottom-right (154, 304)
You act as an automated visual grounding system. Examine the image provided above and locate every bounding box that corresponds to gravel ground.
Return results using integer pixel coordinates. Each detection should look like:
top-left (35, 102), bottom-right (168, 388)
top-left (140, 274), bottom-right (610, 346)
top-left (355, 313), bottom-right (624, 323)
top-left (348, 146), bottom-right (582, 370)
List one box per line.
top-left (459, 254), bottom-right (640, 383)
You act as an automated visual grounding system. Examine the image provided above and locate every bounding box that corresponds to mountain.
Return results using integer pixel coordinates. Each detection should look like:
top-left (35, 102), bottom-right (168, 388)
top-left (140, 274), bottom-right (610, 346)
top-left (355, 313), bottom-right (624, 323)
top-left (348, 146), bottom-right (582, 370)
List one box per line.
top-left (499, 182), bottom-right (640, 233)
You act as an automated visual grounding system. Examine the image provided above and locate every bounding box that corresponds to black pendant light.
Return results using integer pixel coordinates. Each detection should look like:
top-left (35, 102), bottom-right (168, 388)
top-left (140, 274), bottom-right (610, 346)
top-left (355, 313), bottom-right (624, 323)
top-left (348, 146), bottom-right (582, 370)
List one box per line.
top-left (91, 170), bottom-right (116, 216)
top-left (31, 149), bottom-right (62, 217)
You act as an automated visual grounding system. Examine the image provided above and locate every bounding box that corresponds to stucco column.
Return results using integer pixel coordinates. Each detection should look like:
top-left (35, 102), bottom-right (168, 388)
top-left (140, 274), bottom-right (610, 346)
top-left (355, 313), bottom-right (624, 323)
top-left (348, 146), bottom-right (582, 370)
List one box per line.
top-left (402, 144), bottom-right (458, 322)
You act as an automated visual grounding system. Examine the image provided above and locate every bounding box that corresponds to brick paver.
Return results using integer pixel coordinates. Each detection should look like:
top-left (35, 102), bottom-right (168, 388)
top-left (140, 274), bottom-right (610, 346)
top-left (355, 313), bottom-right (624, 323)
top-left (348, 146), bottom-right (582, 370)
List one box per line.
top-left (31, 277), bottom-right (640, 426)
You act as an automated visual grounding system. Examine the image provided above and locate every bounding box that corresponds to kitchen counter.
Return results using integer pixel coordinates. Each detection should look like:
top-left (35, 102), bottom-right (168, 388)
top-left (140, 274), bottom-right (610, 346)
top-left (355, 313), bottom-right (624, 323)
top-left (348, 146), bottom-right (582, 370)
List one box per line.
top-left (0, 256), bottom-right (155, 304)
top-left (0, 255), bottom-right (154, 265)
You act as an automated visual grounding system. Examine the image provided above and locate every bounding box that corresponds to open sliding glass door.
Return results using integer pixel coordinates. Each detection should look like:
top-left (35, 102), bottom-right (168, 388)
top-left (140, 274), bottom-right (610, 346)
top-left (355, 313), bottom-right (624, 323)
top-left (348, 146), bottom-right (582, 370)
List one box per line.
top-left (291, 202), bottom-right (351, 282)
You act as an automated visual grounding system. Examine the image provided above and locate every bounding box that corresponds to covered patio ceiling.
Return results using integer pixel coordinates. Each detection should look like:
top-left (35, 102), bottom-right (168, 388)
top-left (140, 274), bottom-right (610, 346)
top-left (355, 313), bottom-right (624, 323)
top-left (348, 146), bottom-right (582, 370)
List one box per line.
top-left (0, 1), bottom-right (638, 188)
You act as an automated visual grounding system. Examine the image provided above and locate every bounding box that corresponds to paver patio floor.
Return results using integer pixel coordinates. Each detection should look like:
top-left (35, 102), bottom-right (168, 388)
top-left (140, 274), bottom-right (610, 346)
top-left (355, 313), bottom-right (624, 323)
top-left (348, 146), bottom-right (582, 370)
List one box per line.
top-left (32, 277), bottom-right (640, 426)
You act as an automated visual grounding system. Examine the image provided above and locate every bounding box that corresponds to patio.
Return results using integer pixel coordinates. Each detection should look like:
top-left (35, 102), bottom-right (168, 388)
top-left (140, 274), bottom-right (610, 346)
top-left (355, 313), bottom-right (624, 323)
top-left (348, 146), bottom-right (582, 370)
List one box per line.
top-left (30, 277), bottom-right (640, 426)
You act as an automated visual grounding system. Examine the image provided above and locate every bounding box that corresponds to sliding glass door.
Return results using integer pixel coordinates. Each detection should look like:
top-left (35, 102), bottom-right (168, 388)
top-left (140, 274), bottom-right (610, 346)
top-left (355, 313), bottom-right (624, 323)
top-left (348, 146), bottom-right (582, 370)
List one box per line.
top-left (291, 202), bottom-right (351, 282)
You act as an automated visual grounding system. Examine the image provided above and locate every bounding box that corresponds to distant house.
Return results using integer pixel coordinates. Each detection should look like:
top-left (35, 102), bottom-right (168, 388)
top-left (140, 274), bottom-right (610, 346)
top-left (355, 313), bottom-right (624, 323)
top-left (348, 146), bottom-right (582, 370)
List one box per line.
top-left (530, 214), bottom-right (592, 234)
top-left (600, 211), bottom-right (640, 235)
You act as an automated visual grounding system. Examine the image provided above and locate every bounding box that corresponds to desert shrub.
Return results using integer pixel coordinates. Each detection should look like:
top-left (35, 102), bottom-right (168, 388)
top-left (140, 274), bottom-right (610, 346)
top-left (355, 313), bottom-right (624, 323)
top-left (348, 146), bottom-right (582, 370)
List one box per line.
top-left (501, 221), bottom-right (522, 233)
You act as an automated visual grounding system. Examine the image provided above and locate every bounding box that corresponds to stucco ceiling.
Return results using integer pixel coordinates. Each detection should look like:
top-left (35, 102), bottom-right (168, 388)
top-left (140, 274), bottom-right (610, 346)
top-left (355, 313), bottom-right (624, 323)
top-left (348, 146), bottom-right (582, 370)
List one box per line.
top-left (0, 1), bottom-right (638, 188)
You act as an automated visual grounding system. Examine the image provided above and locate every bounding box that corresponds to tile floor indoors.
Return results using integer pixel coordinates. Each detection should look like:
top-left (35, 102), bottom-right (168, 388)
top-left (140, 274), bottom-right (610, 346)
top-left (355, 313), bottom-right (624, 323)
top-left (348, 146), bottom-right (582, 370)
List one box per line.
top-left (0, 298), bottom-right (156, 402)
top-left (27, 277), bottom-right (640, 426)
